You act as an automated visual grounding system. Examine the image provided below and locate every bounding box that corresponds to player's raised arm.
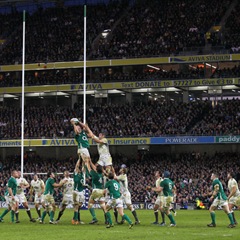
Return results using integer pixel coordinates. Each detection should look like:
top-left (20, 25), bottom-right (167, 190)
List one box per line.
top-left (79, 122), bottom-right (94, 138)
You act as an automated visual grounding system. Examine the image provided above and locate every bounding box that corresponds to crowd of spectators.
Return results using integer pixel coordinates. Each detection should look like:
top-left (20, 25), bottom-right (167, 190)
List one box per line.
top-left (0, 0), bottom-right (236, 64)
top-left (0, 66), bottom-right (205, 87)
top-left (0, 100), bottom-right (211, 139)
top-left (1, 99), bottom-right (240, 139)
top-left (211, 65), bottom-right (240, 78)
top-left (190, 99), bottom-right (240, 136)
top-left (0, 1), bottom-right (127, 65)
top-left (0, 151), bottom-right (239, 205)
top-left (93, 0), bottom-right (230, 59)
top-left (224, 2), bottom-right (240, 53)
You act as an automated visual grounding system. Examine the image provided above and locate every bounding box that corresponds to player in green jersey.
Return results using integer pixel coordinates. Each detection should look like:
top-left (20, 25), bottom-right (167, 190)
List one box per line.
top-left (207, 173), bottom-right (235, 228)
top-left (85, 158), bottom-right (106, 224)
top-left (150, 171), bottom-right (176, 227)
top-left (40, 172), bottom-right (66, 224)
top-left (72, 159), bottom-right (86, 224)
top-left (104, 172), bottom-right (133, 229)
top-left (0, 170), bottom-right (18, 223)
top-left (70, 118), bottom-right (92, 163)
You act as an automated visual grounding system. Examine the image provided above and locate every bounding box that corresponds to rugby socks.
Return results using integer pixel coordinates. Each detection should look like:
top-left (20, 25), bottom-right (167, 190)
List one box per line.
top-left (105, 212), bottom-right (112, 225)
top-left (73, 212), bottom-right (78, 221)
top-left (231, 211), bottom-right (237, 224)
top-left (26, 209), bottom-right (33, 220)
top-left (161, 211), bottom-right (165, 223)
top-left (41, 211), bottom-right (47, 221)
top-left (210, 212), bottom-right (216, 224)
top-left (0, 209), bottom-right (9, 219)
top-left (15, 211), bottom-right (19, 221)
top-left (56, 210), bottom-right (64, 221)
top-left (11, 210), bottom-right (15, 223)
top-left (132, 210), bottom-right (139, 221)
top-left (122, 214), bottom-right (132, 224)
top-left (167, 213), bottom-right (176, 225)
top-left (228, 212), bottom-right (234, 225)
top-left (37, 208), bottom-right (41, 218)
top-left (113, 209), bottom-right (118, 222)
top-left (89, 208), bottom-right (97, 220)
top-left (154, 210), bottom-right (159, 222)
top-left (78, 209), bottom-right (81, 221)
top-left (50, 211), bottom-right (55, 221)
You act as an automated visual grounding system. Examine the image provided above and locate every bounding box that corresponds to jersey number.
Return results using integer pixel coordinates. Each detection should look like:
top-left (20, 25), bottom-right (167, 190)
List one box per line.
top-left (169, 183), bottom-right (172, 190)
top-left (113, 183), bottom-right (119, 191)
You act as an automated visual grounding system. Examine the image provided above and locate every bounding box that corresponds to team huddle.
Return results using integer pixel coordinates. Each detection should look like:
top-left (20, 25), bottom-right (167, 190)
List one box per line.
top-left (1, 118), bottom-right (239, 229)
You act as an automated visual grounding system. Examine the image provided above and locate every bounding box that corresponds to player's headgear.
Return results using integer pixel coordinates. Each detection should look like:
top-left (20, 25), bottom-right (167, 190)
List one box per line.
top-left (163, 171), bottom-right (170, 178)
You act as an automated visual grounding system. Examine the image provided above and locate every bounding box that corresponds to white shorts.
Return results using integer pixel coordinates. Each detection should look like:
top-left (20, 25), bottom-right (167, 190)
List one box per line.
top-left (97, 155), bottom-right (112, 167)
top-left (155, 196), bottom-right (164, 207)
top-left (211, 198), bottom-right (228, 207)
top-left (34, 193), bottom-right (43, 204)
top-left (229, 195), bottom-right (240, 206)
top-left (15, 193), bottom-right (27, 203)
top-left (42, 194), bottom-right (55, 206)
top-left (78, 148), bottom-right (90, 157)
top-left (90, 189), bottom-right (105, 202)
top-left (5, 196), bottom-right (18, 207)
top-left (62, 194), bottom-right (74, 205)
top-left (73, 191), bottom-right (85, 204)
top-left (107, 198), bottom-right (123, 208)
top-left (162, 196), bottom-right (174, 208)
top-left (121, 191), bottom-right (132, 205)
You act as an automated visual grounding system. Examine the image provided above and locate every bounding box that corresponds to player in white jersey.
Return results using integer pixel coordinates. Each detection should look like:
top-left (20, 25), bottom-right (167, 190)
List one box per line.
top-left (91, 132), bottom-right (113, 171)
top-left (29, 174), bottom-right (45, 220)
top-left (15, 171), bottom-right (36, 223)
top-left (56, 171), bottom-right (74, 222)
top-left (151, 171), bottom-right (166, 226)
top-left (115, 167), bottom-right (140, 224)
top-left (227, 172), bottom-right (240, 225)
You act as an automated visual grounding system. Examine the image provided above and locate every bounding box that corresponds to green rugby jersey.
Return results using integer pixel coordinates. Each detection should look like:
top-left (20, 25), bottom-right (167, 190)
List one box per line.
top-left (75, 131), bottom-right (89, 149)
top-left (212, 178), bottom-right (227, 200)
top-left (105, 180), bottom-right (121, 199)
top-left (160, 178), bottom-right (175, 197)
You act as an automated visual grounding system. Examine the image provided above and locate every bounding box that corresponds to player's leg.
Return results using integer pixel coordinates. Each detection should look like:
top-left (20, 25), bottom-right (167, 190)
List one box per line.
top-left (23, 198), bottom-right (36, 222)
top-left (113, 206), bottom-right (119, 223)
top-left (10, 199), bottom-right (18, 223)
top-left (125, 192), bottom-right (139, 224)
top-left (88, 197), bottom-right (98, 224)
top-left (35, 202), bottom-right (41, 219)
top-left (105, 203), bottom-right (113, 228)
top-left (228, 198), bottom-right (238, 225)
top-left (15, 196), bottom-right (20, 223)
top-left (77, 191), bottom-right (85, 224)
top-left (72, 191), bottom-right (79, 224)
top-left (163, 197), bottom-right (176, 226)
top-left (56, 204), bottom-right (67, 221)
top-left (207, 200), bottom-right (217, 227)
top-left (222, 203), bottom-right (235, 228)
top-left (117, 206), bottom-right (133, 229)
top-left (99, 199), bottom-right (108, 224)
top-left (0, 199), bottom-right (11, 222)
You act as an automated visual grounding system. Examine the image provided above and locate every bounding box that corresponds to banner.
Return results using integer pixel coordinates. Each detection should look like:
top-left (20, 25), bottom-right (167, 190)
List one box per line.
top-left (2, 136), bottom-right (240, 147)
top-left (216, 136), bottom-right (240, 143)
top-left (150, 136), bottom-right (214, 144)
top-left (0, 78), bottom-right (238, 94)
top-left (170, 54), bottom-right (231, 63)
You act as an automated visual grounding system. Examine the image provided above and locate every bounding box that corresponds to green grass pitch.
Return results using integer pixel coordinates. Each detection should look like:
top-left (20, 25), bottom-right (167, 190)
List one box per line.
top-left (0, 209), bottom-right (239, 240)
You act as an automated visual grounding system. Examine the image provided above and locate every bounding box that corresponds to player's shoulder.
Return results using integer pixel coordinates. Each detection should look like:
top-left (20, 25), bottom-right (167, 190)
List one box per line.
top-left (102, 138), bottom-right (108, 143)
